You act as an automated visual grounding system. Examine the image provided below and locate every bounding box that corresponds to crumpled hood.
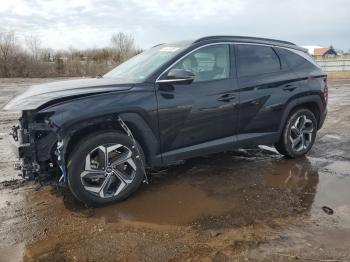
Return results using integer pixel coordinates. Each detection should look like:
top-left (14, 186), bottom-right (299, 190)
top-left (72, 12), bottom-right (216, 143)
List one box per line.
top-left (4, 78), bottom-right (133, 111)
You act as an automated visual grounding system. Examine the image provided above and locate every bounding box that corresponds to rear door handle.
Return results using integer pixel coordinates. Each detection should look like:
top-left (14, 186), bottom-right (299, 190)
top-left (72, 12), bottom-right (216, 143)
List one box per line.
top-left (283, 85), bottom-right (297, 92)
top-left (218, 94), bottom-right (236, 102)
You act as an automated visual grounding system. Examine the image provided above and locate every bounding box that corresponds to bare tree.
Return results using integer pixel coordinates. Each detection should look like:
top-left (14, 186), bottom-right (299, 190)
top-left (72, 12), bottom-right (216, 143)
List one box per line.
top-left (0, 31), bottom-right (17, 77)
top-left (25, 34), bottom-right (42, 62)
top-left (0, 30), bottom-right (140, 77)
top-left (110, 32), bottom-right (135, 62)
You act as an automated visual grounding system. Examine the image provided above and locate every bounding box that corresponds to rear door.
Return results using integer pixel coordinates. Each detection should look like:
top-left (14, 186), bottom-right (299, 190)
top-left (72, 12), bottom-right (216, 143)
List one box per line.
top-left (235, 44), bottom-right (299, 146)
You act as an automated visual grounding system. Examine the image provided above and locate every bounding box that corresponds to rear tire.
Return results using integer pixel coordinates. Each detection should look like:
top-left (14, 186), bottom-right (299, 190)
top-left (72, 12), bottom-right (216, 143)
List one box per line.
top-left (275, 108), bottom-right (317, 158)
top-left (67, 131), bottom-right (145, 206)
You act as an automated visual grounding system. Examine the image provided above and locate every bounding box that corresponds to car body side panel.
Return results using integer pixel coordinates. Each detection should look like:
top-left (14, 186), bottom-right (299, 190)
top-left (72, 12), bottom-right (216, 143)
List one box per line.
top-left (155, 43), bottom-right (240, 157)
top-left (236, 68), bottom-right (306, 146)
top-left (235, 46), bottom-right (326, 147)
top-left (275, 47), bottom-right (327, 129)
top-left (41, 86), bottom-right (154, 127)
top-left (37, 83), bottom-right (161, 166)
top-left (156, 78), bottom-right (239, 154)
top-left (237, 72), bottom-right (303, 133)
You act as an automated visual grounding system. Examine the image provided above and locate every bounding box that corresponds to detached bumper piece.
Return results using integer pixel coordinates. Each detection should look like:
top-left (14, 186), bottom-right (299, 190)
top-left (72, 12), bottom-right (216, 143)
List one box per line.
top-left (7, 136), bottom-right (37, 177)
top-left (9, 124), bottom-right (39, 179)
top-left (118, 117), bottom-right (149, 184)
top-left (8, 114), bottom-right (58, 183)
top-left (7, 135), bottom-right (29, 159)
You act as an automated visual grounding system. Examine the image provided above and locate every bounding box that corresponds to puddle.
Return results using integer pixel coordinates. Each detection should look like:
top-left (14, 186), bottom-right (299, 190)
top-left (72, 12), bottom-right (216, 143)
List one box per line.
top-left (96, 183), bottom-right (229, 225)
top-left (4, 150), bottom-right (350, 230)
top-left (90, 152), bottom-right (350, 228)
top-left (312, 171), bottom-right (350, 209)
top-left (263, 159), bottom-right (319, 191)
top-left (93, 153), bottom-right (321, 227)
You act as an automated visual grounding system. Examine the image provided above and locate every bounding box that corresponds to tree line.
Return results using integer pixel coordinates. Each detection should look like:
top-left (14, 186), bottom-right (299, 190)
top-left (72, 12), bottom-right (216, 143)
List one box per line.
top-left (0, 31), bottom-right (141, 78)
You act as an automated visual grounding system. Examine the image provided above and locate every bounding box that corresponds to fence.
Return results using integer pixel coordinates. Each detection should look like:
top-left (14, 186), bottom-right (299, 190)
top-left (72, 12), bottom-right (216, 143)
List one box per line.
top-left (315, 58), bottom-right (350, 72)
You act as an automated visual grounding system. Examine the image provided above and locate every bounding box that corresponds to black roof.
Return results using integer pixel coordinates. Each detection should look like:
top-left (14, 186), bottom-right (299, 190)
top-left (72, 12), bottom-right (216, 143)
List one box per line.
top-left (193, 35), bottom-right (306, 52)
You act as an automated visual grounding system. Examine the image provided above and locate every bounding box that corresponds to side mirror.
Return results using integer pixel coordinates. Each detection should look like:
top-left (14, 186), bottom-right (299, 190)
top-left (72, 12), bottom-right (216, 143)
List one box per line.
top-left (156, 69), bottom-right (195, 85)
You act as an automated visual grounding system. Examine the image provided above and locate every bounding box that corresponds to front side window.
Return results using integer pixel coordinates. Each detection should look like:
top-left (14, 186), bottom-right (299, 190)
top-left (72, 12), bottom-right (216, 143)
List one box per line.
top-left (172, 44), bottom-right (230, 82)
top-left (237, 45), bottom-right (281, 77)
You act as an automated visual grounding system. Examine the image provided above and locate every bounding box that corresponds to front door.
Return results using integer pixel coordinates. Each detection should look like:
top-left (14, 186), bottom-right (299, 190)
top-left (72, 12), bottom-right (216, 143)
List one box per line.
top-left (156, 44), bottom-right (239, 162)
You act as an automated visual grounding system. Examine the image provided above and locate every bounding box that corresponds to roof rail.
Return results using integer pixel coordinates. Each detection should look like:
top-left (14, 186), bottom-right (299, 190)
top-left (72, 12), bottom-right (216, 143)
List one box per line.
top-left (151, 43), bottom-right (166, 48)
top-left (193, 35), bottom-right (296, 46)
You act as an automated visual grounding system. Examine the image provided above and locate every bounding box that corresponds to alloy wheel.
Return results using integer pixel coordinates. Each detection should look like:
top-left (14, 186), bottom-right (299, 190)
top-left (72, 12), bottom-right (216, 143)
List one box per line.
top-left (80, 144), bottom-right (136, 198)
top-left (289, 115), bottom-right (314, 152)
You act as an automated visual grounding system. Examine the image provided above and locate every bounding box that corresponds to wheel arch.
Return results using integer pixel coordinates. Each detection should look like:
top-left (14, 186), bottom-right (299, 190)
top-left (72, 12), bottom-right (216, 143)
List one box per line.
top-left (62, 113), bottom-right (161, 167)
top-left (279, 95), bottom-right (322, 135)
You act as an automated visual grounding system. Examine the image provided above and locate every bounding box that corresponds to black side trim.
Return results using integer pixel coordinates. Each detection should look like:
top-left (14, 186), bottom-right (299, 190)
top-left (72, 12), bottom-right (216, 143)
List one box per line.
top-left (160, 135), bottom-right (235, 164)
top-left (235, 132), bottom-right (280, 147)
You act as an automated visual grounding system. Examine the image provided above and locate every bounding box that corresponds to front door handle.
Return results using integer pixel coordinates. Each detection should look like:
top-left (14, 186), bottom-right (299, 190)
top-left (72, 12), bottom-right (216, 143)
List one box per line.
top-left (218, 94), bottom-right (236, 102)
top-left (283, 85), bottom-right (297, 92)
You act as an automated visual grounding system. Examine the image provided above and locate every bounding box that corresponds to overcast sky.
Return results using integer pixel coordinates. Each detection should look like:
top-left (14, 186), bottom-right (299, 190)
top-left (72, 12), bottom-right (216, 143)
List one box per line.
top-left (1, 0), bottom-right (349, 51)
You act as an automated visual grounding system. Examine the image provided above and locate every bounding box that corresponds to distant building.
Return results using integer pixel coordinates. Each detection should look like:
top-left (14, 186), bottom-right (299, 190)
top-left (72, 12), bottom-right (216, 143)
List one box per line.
top-left (303, 45), bottom-right (324, 55)
top-left (303, 45), bottom-right (338, 59)
top-left (314, 46), bottom-right (338, 58)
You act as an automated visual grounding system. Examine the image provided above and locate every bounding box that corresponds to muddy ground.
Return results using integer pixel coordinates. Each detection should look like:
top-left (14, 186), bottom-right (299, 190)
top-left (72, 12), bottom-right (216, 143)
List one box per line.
top-left (0, 78), bottom-right (350, 262)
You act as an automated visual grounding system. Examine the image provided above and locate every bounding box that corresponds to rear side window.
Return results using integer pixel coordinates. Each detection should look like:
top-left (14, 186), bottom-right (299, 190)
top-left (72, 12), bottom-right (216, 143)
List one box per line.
top-left (277, 48), bottom-right (321, 71)
top-left (236, 45), bottom-right (281, 77)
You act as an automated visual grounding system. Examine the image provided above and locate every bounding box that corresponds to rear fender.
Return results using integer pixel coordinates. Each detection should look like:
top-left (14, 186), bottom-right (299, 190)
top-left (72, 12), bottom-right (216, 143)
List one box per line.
top-left (278, 95), bottom-right (322, 134)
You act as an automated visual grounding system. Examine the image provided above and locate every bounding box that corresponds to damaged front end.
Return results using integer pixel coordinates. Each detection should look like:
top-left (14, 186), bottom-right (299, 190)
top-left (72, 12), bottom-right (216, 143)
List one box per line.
top-left (9, 110), bottom-right (62, 184)
top-left (9, 111), bottom-right (147, 187)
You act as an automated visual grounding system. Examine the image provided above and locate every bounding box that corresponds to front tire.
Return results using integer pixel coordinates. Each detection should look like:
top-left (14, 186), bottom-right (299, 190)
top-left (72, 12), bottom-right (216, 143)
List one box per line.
top-left (275, 108), bottom-right (317, 158)
top-left (67, 132), bottom-right (144, 206)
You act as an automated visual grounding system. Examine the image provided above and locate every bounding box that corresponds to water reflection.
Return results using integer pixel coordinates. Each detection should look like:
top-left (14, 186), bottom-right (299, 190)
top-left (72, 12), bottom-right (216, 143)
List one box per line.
top-left (87, 151), bottom-right (319, 227)
top-left (263, 158), bottom-right (319, 209)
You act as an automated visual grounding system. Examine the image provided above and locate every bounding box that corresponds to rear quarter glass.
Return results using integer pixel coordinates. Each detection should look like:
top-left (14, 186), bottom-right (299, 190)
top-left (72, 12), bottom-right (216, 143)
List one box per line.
top-left (277, 48), bottom-right (322, 73)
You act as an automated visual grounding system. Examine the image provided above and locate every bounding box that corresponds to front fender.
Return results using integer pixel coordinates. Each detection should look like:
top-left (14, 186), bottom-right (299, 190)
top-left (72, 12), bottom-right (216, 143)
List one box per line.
top-left (40, 86), bottom-right (161, 166)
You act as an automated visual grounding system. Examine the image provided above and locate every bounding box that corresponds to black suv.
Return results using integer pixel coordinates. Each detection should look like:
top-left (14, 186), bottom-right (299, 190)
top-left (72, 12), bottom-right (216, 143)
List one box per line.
top-left (5, 36), bottom-right (328, 206)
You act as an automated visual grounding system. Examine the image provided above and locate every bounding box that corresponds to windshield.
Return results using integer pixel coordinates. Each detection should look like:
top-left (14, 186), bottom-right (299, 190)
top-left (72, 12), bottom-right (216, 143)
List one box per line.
top-left (104, 43), bottom-right (190, 83)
